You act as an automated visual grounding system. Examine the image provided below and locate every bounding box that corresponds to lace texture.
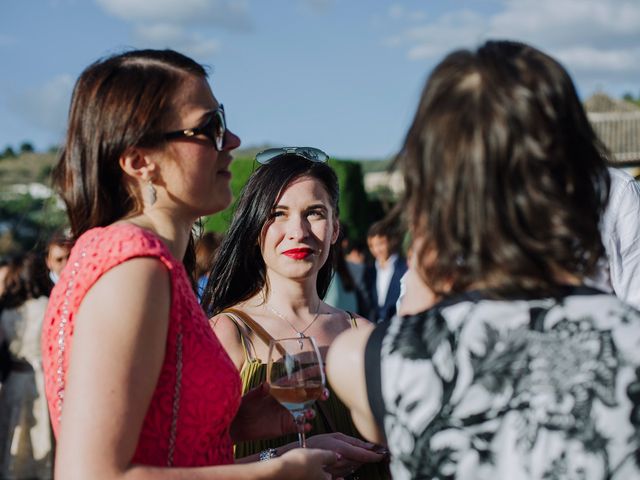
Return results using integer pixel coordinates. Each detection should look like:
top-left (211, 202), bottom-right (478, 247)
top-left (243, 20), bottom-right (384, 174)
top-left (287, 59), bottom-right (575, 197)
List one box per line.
top-left (42, 224), bottom-right (241, 467)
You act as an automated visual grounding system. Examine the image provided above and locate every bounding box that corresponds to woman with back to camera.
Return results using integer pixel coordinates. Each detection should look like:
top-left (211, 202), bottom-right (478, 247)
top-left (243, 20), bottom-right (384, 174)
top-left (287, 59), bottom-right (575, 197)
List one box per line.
top-left (41, 48), bottom-right (337, 479)
top-left (203, 149), bottom-right (388, 479)
top-left (328, 40), bottom-right (640, 479)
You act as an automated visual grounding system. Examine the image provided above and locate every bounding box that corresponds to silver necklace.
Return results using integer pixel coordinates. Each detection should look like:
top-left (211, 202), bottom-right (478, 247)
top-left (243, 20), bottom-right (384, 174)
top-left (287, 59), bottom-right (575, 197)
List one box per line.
top-left (266, 302), bottom-right (322, 339)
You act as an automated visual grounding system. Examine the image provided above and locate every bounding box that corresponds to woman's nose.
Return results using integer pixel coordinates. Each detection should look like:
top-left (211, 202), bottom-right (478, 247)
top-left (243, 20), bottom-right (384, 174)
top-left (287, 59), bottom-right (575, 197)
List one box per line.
top-left (223, 129), bottom-right (241, 151)
top-left (287, 217), bottom-right (308, 240)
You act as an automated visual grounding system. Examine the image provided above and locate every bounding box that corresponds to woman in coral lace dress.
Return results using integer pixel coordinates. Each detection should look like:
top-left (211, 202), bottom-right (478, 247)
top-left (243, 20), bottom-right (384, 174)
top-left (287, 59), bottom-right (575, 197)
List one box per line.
top-left (41, 49), bottom-right (337, 480)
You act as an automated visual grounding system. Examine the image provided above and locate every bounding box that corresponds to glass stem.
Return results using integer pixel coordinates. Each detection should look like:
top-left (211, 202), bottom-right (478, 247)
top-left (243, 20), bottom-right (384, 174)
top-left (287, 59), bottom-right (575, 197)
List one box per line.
top-left (294, 412), bottom-right (307, 448)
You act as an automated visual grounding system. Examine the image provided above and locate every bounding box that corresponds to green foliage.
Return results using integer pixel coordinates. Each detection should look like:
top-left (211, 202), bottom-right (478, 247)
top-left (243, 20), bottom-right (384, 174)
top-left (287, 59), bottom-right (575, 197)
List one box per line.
top-left (329, 158), bottom-right (371, 241)
top-left (202, 157), bottom-right (375, 242)
top-left (0, 193), bottom-right (68, 255)
top-left (19, 142), bottom-right (35, 153)
top-left (622, 92), bottom-right (640, 107)
top-left (203, 157), bottom-right (254, 232)
top-left (1, 146), bottom-right (16, 159)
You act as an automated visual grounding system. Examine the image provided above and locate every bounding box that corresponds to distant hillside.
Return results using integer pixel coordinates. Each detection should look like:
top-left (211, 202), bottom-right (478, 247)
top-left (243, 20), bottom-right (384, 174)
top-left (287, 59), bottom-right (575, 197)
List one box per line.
top-left (0, 152), bottom-right (57, 189)
top-left (0, 148), bottom-right (391, 189)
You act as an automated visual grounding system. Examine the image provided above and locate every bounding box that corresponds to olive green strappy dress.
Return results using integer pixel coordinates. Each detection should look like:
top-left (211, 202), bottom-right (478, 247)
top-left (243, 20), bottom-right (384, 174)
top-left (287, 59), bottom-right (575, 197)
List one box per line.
top-left (223, 308), bottom-right (389, 480)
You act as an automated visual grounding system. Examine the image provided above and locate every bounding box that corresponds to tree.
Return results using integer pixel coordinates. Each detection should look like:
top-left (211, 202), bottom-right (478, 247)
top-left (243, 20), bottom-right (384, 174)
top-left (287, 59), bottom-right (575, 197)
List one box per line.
top-left (1, 146), bottom-right (16, 159)
top-left (19, 141), bottom-right (35, 153)
top-left (622, 92), bottom-right (640, 107)
top-left (202, 156), bottom-right (374, 242)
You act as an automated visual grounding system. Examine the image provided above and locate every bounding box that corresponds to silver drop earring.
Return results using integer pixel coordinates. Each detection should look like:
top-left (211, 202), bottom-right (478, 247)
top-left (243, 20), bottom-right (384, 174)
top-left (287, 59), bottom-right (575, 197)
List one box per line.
top-left (146, 180), bottom-right (157, 206)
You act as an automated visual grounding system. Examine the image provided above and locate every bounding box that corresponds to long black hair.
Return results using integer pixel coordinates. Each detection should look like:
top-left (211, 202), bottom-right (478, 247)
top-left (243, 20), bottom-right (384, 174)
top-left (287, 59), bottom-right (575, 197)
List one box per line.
top-left (202, 155), bottom-right (339, 316)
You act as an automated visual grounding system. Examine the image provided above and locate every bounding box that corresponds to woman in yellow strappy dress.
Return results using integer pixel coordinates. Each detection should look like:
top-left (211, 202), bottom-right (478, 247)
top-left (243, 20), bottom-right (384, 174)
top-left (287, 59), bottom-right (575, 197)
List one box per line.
top-left (203, 149), bottom-right (389, 480)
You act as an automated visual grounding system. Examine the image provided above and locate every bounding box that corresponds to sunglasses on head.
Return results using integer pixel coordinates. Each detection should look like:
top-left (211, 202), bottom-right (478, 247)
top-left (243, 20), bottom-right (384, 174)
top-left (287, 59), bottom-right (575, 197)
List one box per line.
top-left (255, 147), bottom-right (329, 165)
top-left (163, 105), bottom-right (227, 151)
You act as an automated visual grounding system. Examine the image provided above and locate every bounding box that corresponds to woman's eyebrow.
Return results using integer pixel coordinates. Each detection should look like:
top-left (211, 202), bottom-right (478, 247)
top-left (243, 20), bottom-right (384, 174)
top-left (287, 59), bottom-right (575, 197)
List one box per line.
top-left (196, 110), bottom-right (215, 124)
top-left (306, 203), bottom-right (328, 210)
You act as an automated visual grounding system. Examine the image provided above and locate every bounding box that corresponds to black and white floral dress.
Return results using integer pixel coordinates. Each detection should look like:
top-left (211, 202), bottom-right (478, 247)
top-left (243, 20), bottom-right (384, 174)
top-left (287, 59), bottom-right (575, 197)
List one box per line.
top-left (365, 286), bottom-right (640, 480)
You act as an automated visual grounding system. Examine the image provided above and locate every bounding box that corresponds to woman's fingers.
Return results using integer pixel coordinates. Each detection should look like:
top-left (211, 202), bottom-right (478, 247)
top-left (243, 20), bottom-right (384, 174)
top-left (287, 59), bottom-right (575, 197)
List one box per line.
top-left (335, 441), bottom-right (386, 463)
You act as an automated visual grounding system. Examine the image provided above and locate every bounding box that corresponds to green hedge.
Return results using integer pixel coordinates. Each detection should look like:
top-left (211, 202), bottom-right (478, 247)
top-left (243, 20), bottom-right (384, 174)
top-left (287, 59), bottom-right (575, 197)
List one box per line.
top-left (203, 157), bottom-right (373, 241)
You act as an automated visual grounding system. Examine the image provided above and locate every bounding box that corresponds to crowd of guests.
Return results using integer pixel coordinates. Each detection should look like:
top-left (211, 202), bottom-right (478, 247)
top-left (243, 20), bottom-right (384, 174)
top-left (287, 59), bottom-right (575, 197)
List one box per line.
top-left (0, 236), bottom-right (71, 479)
top-left (0, 39), bottom-right (639, 480)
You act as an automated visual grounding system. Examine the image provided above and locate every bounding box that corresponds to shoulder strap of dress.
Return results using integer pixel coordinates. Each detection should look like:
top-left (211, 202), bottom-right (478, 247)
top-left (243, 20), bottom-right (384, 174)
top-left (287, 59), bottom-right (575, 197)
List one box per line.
top-left (224, 308), bottom-right (276, 349)
top-left (219, 311), bottom-right (254, 364)
top-left (346, 310), bottom-right (358, 328)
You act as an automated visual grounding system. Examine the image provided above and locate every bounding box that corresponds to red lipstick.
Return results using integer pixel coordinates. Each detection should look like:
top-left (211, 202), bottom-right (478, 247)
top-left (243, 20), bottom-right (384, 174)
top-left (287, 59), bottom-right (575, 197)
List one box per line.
top-left (283, 248), bottom-right (313, 260)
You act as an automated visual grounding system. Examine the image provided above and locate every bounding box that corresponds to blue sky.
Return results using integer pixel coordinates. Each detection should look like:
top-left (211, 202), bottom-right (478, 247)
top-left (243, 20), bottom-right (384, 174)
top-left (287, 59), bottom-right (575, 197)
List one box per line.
top-left (1, 0), bottom-right (639, 160)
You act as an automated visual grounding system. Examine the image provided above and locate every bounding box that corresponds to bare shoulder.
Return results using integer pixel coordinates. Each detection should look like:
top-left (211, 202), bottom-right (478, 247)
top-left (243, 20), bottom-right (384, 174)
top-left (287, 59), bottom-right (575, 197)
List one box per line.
top-left (352, 312), bottom-right (372, 327)
top-left (327, 325), bottom-right (374, 371)
top-left (79, 256), bottom-right (170, 330)
top-left (327, 324), bottom-right (383, 443)
top-left (208, 308), bottom-right (248, 370)
top-left (209, 310), bottom-right (245, 340)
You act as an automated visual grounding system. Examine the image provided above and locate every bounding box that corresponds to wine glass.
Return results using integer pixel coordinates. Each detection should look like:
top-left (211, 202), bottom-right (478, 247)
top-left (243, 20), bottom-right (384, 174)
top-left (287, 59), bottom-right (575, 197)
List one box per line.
top-left (267, 336), bottom-right (325, 448)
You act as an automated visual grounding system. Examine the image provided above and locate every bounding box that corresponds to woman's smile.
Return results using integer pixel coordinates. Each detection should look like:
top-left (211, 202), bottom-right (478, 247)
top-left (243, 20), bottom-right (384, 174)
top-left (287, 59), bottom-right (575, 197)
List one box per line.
top-left (282, 248), bottom-right (314, 260)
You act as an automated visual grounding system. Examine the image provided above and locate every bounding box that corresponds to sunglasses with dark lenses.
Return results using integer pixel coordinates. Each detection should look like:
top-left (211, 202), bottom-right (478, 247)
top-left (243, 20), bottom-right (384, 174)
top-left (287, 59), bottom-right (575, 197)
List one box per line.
top-left (163, 105), bottom-right (227, 151)
top-left (255, 147), bottom-right (329, 165)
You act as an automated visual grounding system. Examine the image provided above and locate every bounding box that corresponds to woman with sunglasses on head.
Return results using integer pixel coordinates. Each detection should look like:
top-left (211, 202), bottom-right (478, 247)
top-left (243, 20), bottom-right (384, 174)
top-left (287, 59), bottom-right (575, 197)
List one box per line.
top-left (203, 149), bottom-right (389, 479)
top-left (327, 40), bottom-right (640, 480)
top-left (41, 49), bottom-right (338, 480)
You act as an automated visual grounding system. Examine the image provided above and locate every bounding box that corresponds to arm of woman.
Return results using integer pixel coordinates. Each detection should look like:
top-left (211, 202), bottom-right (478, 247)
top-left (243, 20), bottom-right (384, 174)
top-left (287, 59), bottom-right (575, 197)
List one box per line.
top-left (326, 325), bottom-right (385, 445)
top-left (56, 258), bottom-right (335, 480)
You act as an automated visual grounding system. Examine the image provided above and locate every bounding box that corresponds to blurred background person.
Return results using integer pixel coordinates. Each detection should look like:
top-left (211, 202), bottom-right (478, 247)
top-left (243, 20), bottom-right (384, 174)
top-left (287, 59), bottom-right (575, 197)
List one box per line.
top-left (343, 238), bottom-right (367, 285)
top-left (328, 40), bottom-right (640, 480)
top-left (363, 220), bottom-right (407, 323)
top-left (588, 166), bottom-right (640, 308)
top-left (195, 231), bottom-right (224, 301)
top-left (44, 232), bottom-right (72, 287)
top-left (324, 227), bottom-right (359, 314)
top-left (0, 253), bottom-right (53, 479)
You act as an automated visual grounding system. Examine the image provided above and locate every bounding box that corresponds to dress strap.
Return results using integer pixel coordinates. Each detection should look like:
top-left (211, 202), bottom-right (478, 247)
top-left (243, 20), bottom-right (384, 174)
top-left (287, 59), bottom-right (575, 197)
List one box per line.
top-left (224, 308), bottom-right (277, 348)
top-left (220, 311), bottom-right (255, 364)
top-left (346, 310), bottom-right (358, 328)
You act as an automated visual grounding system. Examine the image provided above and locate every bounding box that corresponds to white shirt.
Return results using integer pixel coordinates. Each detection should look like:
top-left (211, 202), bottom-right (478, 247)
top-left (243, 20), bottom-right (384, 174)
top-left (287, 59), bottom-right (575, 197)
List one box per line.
top-left (588, 167), bottom-right (640, 308)
top-left (376, 253), bottom-right (398, 306)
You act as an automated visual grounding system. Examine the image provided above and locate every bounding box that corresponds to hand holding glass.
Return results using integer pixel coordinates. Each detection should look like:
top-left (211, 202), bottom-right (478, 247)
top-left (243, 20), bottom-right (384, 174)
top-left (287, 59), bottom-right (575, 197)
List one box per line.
top-left (267, 337), bottom-right (325, 448)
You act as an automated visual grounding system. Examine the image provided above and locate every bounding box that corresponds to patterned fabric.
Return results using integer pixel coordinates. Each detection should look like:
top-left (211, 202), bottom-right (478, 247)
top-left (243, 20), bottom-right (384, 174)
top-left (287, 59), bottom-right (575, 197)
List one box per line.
top-left (366, 286), bottom-right (640, 480)
top-left (41, 223), bottom-right (241, 467)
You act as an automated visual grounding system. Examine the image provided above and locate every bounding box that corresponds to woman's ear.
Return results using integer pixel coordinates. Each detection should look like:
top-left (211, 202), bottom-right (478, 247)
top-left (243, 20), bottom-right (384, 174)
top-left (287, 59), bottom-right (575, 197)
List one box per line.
top-left (330, 218), bottom-right (340, 245)
top-left (119, 147), bottom-right (157, 183)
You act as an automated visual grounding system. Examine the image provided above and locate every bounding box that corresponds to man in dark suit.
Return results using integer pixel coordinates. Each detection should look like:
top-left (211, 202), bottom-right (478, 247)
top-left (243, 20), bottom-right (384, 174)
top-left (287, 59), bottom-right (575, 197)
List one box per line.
top-left (363, 221), bottom-right (407, 323)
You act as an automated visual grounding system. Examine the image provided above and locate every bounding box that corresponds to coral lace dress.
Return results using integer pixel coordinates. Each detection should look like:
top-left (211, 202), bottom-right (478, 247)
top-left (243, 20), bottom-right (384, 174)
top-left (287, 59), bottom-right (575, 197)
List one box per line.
top-left (41, 223), bottom-right (241, 467)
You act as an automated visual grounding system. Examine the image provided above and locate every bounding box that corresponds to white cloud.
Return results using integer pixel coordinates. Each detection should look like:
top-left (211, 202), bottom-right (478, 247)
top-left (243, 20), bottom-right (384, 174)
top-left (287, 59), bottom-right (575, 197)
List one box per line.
top-left (7, 75), bottom-right (74, 137)
top-left (388, 4), bottom-right (427, 22)
top-left (133, 24), bottom-right (220, 57)
top-left (96, 0), bottom-right (253, 30)
top-left (385, 0), bottom-right (640, 95)
top-left (402, 10), bottom-right (487, 60)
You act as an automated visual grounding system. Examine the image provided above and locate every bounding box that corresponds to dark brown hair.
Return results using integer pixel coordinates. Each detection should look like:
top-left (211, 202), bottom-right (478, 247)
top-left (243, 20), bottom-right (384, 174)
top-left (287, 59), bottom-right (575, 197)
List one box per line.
top-left (52, 49), bottom-right (207, 276)
top-left (396, 40), bottom-right (610, 296)
top-left (0, 253), bottom-right (51, 309)
top-left (195, 231), bottom-right (224, 279)
top-left (367, 218), bottom-right (403, 254)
